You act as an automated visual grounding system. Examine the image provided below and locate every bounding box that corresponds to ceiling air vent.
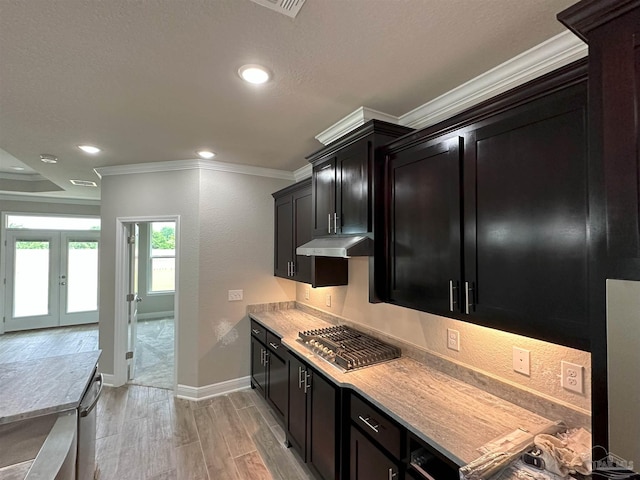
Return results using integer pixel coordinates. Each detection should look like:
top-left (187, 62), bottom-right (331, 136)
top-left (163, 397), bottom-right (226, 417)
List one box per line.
top-left (249, 0), bottom-right (307, 18)
top-left (70, 179), bottom-right (98, 187)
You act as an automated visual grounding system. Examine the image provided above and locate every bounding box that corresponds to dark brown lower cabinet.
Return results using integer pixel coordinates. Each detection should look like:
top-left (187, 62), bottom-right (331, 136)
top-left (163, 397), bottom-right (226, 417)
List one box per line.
top-left (286, 354), bottom-right (339, 480)
top-left (250, 326), bottom-right (287, 425)
top-left (350, 426), bottom-right (399, 480)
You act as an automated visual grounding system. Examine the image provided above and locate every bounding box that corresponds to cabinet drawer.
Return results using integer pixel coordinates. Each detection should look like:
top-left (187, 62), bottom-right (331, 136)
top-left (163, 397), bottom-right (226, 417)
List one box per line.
top-left (350, 394), bottom-right (402, 459)
top-left (250, 319), bottom-right (267, 344)
top-left (266, 331), bottom-right (284, 358)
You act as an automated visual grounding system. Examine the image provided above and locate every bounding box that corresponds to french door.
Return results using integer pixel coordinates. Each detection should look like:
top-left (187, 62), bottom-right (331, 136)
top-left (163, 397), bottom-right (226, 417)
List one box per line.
top-left (5, 230), bottom-right (99, 331)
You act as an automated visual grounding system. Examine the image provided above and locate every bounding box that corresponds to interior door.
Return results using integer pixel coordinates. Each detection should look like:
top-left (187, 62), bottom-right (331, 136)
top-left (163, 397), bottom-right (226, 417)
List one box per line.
top-left (59, 232), bottom-right (99, 326)
top-left (126, 223), bottom-right (141, 381)
top-left (5, 230), bottom-right (60, 331)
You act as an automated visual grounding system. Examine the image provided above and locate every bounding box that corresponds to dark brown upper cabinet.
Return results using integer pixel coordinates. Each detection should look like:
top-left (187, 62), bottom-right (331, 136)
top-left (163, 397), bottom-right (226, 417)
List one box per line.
top-left (380, 61), bottom-right (590, 351)
top-left (559, 0), bottom-right (640, 279)
top-left (306, 120), bottom-right (413, 238)
top-left (272, 179), bottom-right (347, 287)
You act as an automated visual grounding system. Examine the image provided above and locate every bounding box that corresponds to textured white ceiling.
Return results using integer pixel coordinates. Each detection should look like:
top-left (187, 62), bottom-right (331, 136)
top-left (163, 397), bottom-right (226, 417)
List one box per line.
top-left (0, 0), bottom-right (577, 200)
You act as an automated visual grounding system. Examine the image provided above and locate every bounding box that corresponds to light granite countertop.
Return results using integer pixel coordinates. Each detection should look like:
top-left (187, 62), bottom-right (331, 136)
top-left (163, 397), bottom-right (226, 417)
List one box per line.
top-left (249, 309), bottom-right (554, 467)
top-left (0, 350), bottom-right (101, 425)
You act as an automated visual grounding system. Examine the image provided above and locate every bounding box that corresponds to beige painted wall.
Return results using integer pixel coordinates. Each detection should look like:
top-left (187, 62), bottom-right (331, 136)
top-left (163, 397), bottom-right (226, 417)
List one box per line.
top-left (98, 168), bottom-right (295, 388)
top-left (196, 169), bottom-right (296, 386)
top-left (296, 257), bottom-right (592, 412)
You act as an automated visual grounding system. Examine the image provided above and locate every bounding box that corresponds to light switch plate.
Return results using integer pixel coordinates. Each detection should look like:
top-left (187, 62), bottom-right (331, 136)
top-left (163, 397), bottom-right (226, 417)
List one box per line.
top-left (325, 294), bottom-right (331, 307)
top-left (305, 287), bottom-right (310, 300)
top-left (513, 347), bottom-right (530, 376)
top-left (228, 289), bottom-right (243, 301)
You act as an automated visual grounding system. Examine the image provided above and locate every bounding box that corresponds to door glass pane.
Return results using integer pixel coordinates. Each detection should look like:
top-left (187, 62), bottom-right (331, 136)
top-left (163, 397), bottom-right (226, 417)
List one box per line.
top-left (6, 215), bottom-right (100, 230)
top-left (67, 241), bottom-right (99, 313)
top-left (14, 240), bottom-right (50, 317)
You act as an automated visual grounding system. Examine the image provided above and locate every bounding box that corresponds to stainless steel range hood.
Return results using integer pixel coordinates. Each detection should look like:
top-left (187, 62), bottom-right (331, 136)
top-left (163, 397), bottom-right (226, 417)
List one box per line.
top-left (296, 236), bottom-right (372, 258)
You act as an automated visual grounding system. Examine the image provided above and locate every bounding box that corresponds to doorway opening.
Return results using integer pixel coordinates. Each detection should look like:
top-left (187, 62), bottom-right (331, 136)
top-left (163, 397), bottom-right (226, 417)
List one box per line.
top-left (115, 216), bottom-right (179, 391)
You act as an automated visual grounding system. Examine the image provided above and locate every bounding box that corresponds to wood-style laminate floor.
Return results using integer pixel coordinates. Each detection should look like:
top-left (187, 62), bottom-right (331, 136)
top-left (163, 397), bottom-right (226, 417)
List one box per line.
top-left (96, 385), bottom-right (314, 480)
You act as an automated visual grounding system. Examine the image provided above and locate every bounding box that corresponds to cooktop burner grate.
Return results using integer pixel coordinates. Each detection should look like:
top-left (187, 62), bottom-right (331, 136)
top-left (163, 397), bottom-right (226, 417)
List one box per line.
top-left (298, 325), bottom-right (400, 371)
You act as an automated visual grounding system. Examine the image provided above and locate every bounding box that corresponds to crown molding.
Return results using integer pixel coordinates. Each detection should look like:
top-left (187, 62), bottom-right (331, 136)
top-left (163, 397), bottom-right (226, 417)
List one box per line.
top-left (0, 172), bottom-right (46, 182)
top-left (293, 163), bottom-right (312, 181)
top-left (94, 158), bottom-right (295, 181)
top-left (315, 107), bottom-right (400, 146)
top-left (399, 31), bottom-right (587, 130)
top-left (313, 31), bottom-right (587, 142)
top-left (0, 193), bottom-right (100, 205)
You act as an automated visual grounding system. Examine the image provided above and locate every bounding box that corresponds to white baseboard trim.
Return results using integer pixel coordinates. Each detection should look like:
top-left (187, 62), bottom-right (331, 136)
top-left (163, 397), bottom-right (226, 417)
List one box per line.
top-left (176, 376), bottom-right (251, 401)
top-left (102, 373), bottom-right (116, 387)
top-left (137, 311), bottom-right (174, 321)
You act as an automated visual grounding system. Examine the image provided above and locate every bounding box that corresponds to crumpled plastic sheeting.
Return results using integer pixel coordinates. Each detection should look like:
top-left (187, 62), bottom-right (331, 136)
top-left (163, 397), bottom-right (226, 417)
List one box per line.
top-left (534, 428), bottom-right (592, 476)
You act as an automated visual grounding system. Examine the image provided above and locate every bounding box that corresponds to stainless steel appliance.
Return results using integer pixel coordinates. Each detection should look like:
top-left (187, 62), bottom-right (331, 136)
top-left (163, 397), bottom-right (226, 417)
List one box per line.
top-left (299, 325), bottom-right (400, 371)
top-left (77, 370), bottom-right (103, 480)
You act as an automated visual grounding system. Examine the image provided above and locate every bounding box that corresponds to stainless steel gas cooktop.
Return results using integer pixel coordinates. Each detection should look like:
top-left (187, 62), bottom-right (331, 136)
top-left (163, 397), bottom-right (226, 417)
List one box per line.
top-left (298, 325), bottom-right (401, 371)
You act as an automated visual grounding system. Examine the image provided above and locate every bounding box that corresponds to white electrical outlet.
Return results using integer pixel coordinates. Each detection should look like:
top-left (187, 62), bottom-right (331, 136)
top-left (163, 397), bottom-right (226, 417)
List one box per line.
top-left (305, 287), bottom-right (310, 300)
top-left (561, 361), bottom-right (584, 394)
top-left (513, 347), bottom-right (530, 376)
top-left (447, 328), bottom-right (460, 351)
top-left (228, 289), bottom-right (243, 301)
top-left (325, 294), bottom-right (331, 307)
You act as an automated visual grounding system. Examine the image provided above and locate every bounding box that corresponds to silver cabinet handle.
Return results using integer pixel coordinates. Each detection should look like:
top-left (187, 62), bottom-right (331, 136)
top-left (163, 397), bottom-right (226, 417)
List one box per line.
top-left (333, 212), bottom-right (338, 234)
top-left (449, 280), bottom-right (454, 312)
top-left (290, 261), bottom-right (295, 277)
top-left (269, 341), bottom-right (279, 350)
top-left (358, 415), bottom-right (379, 433)
top-left (287, 261), bottom-right (291, 276)
top-left (252, 328), bottom-right (261, 335)
top-left (260, 348), bottom-right (265, 365)
top-left (304, 370), bottom-right (312, 394)
top-left (465, 281), bottom-right (474, 314)
top-left (388, 468), bottom-right (397, 480)
top-left (264, 350), bottom-right (269, 365)
top-left (328, 213), bottom-right (332, 234)
top-left (298, 366), bottom-right (304, 389)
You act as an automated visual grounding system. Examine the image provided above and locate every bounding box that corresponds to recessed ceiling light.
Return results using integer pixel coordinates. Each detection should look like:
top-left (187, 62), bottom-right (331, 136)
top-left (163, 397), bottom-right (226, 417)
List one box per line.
top-left (10, 166), bottom-right (25, 171)
top-left (238, 64), bottom-right (270, 84)
top-left (78, 145), bottom-right (101, 154)
top-left (197, 150), bottom-right (216, 159)
top-left (40, 154), bottom-right (58, 164)
top-left (70, 179), bottom-right (98, 187)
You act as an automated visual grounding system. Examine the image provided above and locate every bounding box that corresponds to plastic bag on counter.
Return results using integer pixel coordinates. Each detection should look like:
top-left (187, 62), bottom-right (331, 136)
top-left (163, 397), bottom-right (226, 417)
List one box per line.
top-left (459, 421), bottom-right (567, 480)
top-left (534, 428), bottom-right (592, 477)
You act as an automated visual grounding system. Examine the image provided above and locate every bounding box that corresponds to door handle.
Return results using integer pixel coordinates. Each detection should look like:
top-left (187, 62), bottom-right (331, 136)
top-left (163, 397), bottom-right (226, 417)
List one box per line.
top-left (60, 281), bottom-right (67, 286)
top-left (328, 213), bottom-right (332, 234)
top-left (303, 370), bottom-right (312, 394)
top-left (298, 366), bottom-right (304, 389)
top-left (290, 261), bottom-right (295, 277)
top-left (333, 213), bottom-right (338, 234)
top-left (269, 342), bottom-right (279, 350)
top-left (449, 280), bottom-right (458, 312)
top-left (388, 467), bottom-right (397, 480)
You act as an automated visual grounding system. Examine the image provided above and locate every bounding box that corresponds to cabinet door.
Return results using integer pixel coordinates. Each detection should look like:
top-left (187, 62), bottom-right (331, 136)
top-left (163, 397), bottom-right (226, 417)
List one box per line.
top-left (292, 188), bottom-right (312, 283)
top-left (312, 157), bottom-right (337, 237)
top-left (465, 84), bottom-right (588, 348)
top-left (308, 368), bottom-right (338, 480)
top-left (350, 426), bottom-right (399, 480)
top-left (388, 137), bottom-right (463, 315)
top-left (287, 355), bottom-right (308, 461)
top-left (274, 195), bottom-right (293, 279)
top-left (337, 140), bottom-right (370, 235)
top-left (266, 349), bottom-right (287, 423)
top-left (250, 336), bottom-right (266, 396)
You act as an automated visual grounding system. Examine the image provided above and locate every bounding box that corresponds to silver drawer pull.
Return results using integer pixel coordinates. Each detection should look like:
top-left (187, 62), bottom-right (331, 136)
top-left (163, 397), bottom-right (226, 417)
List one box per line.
top-left (252, 328), bottom-right (261, 335)
top-left (298, 366), bottom-right (304, 389)
top-left (358, 415), bottom-right (379, 433)
top-left (388, 468), bottom-right (397, 480)
top-left (269, 342), bottom-right (279, 350)
top-left (328, 213), bottom-right (332, 234)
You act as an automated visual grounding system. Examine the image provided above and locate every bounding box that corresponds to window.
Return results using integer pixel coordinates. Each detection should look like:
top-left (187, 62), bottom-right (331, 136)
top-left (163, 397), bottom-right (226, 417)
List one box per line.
top-left (149, 222), bottom-right (175, 293)
top-left (6, 214), bottom-right (100, 230)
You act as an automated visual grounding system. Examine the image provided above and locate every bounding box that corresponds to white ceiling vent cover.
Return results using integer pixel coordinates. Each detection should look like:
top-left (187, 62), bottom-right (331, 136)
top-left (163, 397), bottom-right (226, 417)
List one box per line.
top-left (249, 0), bottom-right (307, 18)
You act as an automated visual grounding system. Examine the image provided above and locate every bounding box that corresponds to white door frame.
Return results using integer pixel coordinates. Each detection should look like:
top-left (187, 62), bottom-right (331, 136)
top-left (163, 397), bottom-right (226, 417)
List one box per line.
top-left (113, 215), bottom-right (180, 389)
